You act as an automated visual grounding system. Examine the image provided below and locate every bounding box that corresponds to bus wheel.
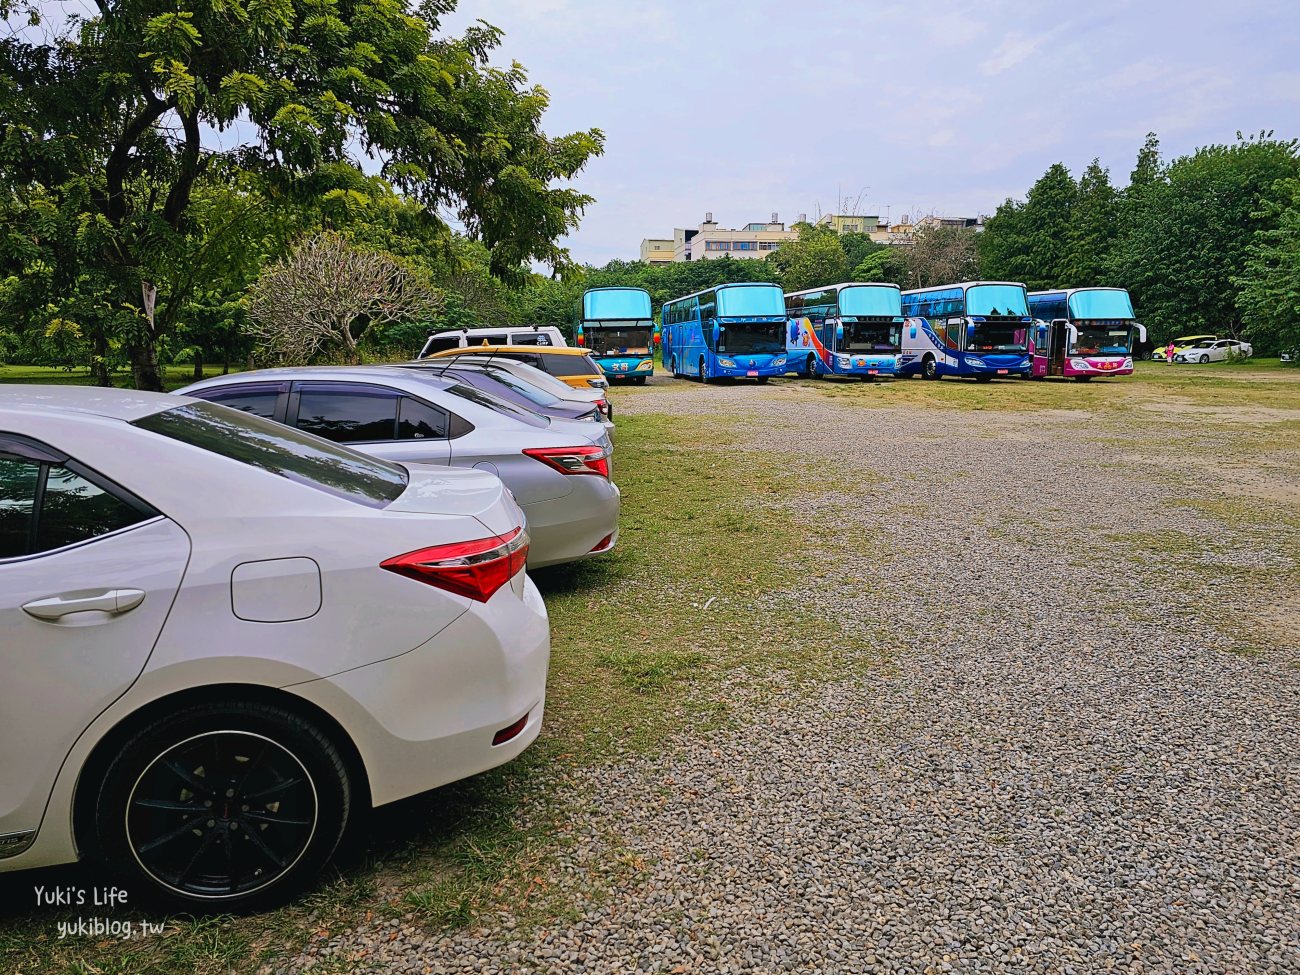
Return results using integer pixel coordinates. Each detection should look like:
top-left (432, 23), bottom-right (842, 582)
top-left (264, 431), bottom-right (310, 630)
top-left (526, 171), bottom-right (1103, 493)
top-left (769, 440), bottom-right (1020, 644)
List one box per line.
top-left (698, 358), bottom-right (709, 383)
top-left (921, 356), bottom-right (938, 380)
top-left (634, 376), bottom-right (647, 385)
top-left (1075, 375), bottom-right (1093, 382)
top-left (755, 377), bottom-right (769, 385)
top-left (802, 354), bottom-right (816, 378)
top-left (974, 374), bottom-right (993, 383)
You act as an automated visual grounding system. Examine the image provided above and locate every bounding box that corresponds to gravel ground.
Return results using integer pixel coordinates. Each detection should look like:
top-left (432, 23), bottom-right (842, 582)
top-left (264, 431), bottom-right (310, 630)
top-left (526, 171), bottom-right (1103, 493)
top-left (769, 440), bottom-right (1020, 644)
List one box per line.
top-left (286, 379), bottom-right (1300, 974)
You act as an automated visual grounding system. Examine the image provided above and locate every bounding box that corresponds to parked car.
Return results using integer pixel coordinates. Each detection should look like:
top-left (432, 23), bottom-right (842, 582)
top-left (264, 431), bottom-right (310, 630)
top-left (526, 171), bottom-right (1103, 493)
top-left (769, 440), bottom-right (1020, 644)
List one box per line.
top-left (1173, 338), bottom-right (1253, 363)
top-left (423, 345), bottom-right (611, 395)
top-left (177, 367), bottom-right (619, 568)
top-left (414, 352), bottom-right (614, 422)
top-left (418, 325), bottom-right (567, 358)
top-left (0, 387), bottom-right (548, 909)
top-left (397, 358), bottom-right (614, 437)
top-left (1151, 334), bottom-right (1217, 361)
top-left (1279, 346), bottom-right (1297, 365)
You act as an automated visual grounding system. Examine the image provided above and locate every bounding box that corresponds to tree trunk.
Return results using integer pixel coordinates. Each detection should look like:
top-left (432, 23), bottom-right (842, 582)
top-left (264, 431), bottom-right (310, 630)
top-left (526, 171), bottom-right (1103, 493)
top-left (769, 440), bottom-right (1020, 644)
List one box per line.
top-left (222, 342), bottom-right (231, 375)
top-left (91, 327), bottom-right (111, 387)
top-left (132, 280), bottom-right (165, 391)
top-left (192, 349), bottom-right (203, 381)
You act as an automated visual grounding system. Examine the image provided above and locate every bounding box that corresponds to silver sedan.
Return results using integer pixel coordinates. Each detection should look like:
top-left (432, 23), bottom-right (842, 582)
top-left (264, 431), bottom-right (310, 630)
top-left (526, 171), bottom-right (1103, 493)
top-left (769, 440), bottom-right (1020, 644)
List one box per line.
top-left (177, 367), bottom-right (619, 568)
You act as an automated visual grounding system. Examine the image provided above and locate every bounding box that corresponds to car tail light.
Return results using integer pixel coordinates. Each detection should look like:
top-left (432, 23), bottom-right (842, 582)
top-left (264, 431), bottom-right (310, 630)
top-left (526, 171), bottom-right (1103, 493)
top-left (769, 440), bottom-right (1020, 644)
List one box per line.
top-left (594, 398), bottom-right (609, 415)
top-left (589, 532), bottom-right (615, 553)
top-left (381, 527), bottom-right (528, 602)
top-left (523, 445), bottom-right (610, 478)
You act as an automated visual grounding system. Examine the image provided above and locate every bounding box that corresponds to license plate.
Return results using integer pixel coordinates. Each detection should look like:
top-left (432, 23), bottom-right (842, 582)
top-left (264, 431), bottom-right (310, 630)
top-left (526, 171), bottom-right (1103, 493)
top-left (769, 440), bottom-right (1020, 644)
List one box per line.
top-left (997, 369), bottom-right (1008, 375)
top-left (746, 369), bottom-right (758, 377)
top-left (868, 369), bottom-right (878, 375)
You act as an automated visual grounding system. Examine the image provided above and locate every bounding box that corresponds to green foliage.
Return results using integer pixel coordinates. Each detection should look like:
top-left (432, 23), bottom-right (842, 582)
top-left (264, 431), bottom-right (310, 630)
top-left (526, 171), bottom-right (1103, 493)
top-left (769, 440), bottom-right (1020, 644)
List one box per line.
top-left (1236, 177), bottom-right (1300, 354)
top-left (764, 223), bottom-right (851, 293)
top-left (978, 162), bottom-right (1078, 289)
top-left (0, 0), bottom-right (604, 387)
top-left (1108, 132), bottom-right (1299, 342)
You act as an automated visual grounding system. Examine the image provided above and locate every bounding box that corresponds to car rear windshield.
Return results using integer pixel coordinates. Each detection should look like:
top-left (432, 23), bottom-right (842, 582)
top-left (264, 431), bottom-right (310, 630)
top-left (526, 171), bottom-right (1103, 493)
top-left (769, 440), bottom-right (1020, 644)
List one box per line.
top-left (538, 354), bottom-right (600, 377)
top-left (133, 402), bottom-right (408, 509)
top-left (443, 382), bottom-right (550, 428)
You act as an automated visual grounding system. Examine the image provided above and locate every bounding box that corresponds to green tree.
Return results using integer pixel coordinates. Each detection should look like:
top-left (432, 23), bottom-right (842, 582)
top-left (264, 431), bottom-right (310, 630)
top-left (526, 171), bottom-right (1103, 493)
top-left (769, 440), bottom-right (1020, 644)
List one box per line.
top-left (765, 223), bottom-right (850, 292)
top-left (1062, 159), bottom-right (1118, 286)
top-left (1236, 177), bottom-right (1300, 354)
top-left (979, 163), bottom-right (1077, 288)
top-left (853, 247), bottom-right (908, 286)
top-left (1109, 133), bottom-right (1300, 339)
top-left (0, 0), bottom-right (603, 388)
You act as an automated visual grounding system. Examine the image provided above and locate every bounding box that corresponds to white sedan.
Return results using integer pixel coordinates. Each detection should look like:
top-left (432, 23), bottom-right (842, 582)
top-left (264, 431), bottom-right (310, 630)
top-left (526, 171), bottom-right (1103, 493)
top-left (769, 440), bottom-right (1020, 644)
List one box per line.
top-left (0, 387), bottom-right (549, 909)
top-left (1174, 339), bottom-right (1253, 363)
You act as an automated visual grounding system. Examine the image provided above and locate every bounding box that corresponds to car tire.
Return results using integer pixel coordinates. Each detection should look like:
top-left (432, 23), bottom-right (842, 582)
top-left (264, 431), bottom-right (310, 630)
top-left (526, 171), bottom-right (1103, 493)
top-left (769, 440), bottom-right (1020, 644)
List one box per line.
top-left (93, 700), bottom-right (352, 912)
top-left (1199, 354), bottom-right (1210, 364)
top-left (921, 355), bottom-right (938, 380)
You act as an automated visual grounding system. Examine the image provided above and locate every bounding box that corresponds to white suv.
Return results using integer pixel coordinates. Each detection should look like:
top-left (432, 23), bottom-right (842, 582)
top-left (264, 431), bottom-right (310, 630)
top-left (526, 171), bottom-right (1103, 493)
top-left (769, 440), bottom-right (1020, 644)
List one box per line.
top-left (418, 325), bottom-right (568, 358)
top-left (0, 387), bottom-right (549, 909)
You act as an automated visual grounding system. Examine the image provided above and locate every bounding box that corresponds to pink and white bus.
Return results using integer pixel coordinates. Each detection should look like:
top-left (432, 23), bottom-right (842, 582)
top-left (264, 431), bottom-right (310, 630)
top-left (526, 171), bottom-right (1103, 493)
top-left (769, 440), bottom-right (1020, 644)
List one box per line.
top-left (1027, 287), bottom-right (1146, 381)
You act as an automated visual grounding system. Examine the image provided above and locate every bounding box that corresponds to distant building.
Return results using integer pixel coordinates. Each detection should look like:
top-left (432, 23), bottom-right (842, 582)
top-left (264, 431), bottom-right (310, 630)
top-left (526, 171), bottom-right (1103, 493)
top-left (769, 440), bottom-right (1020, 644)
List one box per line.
top-left (815, 213), bottom-right (890, 242)
top-left (639, 238), bottom-right (674, 264)
top-left (641, 212), bottom-right (798, 262)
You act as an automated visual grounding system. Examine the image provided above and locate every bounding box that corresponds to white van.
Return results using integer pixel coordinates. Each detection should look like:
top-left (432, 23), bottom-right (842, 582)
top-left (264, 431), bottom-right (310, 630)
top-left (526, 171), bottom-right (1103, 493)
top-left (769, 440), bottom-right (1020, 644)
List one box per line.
top-left (418, 325), bottom-right (568, 358)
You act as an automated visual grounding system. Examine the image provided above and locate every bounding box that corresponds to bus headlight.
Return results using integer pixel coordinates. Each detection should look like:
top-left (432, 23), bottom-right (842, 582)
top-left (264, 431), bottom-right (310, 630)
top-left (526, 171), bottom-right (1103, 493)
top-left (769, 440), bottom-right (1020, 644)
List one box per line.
top-left (772, 356), bottom-right (786, 367)
top-left (1070, 358), bottom-right (1090, 370)
top-left (966, 357), bottom-right (984, 367)
top-left (717, 357), bottom-right (737, 368)
top-left (836, 355), bottom-right (850, 367)
top-left (637, 359), bottom-right (653, 371)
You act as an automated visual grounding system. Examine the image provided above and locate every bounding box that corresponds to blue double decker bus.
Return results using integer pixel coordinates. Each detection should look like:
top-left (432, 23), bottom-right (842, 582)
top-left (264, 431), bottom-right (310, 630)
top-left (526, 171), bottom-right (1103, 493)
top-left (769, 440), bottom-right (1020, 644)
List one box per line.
top-left (576, 287), bottom-right (656, 384)
top-left (662, 283), bottom-right (788, 383)
top-left (899, 281), bottom-right (1034, 381)
top-left (784, 283), bottom-right (903, 379)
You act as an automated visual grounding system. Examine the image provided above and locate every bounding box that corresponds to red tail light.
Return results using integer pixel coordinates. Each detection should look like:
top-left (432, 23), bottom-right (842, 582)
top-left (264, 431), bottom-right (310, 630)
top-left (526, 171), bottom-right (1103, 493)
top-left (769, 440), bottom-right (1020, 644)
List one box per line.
top-left (594, 399), bottom-right (609, 415)
top-left (492, 712), bottom-right (529, 746)
top-left (523, 445), bottom-right (610, 478)
top-left (381, 527), bottom-right (528, 602)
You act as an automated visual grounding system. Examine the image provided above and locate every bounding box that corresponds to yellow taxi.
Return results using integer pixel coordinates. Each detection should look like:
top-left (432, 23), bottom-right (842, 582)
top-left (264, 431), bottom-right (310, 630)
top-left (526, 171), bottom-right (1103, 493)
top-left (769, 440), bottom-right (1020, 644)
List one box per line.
top-left (1150, 334), bottom-right (1216, 361)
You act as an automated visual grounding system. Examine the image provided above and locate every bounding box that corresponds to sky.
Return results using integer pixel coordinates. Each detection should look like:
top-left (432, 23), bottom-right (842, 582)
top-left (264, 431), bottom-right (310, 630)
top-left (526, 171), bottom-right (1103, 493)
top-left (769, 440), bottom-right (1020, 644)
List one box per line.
top-left (440, 0), bottom-right (1300, 267)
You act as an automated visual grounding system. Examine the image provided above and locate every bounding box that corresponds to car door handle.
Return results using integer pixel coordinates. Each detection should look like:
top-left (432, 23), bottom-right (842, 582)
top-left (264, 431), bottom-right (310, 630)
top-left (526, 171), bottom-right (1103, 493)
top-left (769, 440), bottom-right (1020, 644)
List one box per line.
top-left (22, 589), bottom-right (146, 621)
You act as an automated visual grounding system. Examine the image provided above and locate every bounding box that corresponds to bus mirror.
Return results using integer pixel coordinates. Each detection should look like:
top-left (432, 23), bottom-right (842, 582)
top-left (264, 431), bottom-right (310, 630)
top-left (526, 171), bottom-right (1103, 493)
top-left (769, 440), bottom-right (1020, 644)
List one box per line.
top-left (966, 323), bottom-right (976, 339)
top-left (712, 324), bottom-right (721, 344)
top-left (836, 323), bottom-right (844, 341)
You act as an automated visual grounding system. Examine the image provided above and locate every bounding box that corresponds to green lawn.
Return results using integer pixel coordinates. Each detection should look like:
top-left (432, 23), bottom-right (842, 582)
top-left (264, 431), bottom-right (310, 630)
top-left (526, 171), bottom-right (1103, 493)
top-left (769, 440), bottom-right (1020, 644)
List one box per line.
top-left (0, 364), bottom-right (230, 389)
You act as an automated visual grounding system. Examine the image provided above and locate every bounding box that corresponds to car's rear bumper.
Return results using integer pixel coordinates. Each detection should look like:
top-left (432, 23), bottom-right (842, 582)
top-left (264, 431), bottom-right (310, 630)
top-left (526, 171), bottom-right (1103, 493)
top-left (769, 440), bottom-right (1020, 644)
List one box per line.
top-left (523, 479), bottom-right (621, 568)
top-left (288, 575), bottom-right (551, 807)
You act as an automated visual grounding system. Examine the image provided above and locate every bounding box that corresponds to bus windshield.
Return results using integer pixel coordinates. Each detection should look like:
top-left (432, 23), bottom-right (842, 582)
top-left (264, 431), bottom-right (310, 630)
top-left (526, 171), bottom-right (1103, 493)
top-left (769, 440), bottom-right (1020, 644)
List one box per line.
top-left (839, 285), bottom-right (901, 318)
top-left (1068, 289), bottom-right (1134, 321)
top-left (719, 322), bottom-right (786, 355)
top-left (1073, 324), bottom-right (1135, 355)
top-left (966, 284), bottom-right (1029, 318)
top-left (841, 321), bottom-right (901, 352)
top-left (717, 285), bottom-right (785, 318)
top-left (969, 322), bottom-right (1030, 353)
top-left (583, 289), bottom-right (652, 320)
top-left (588, 326), bottom-right (652, 355)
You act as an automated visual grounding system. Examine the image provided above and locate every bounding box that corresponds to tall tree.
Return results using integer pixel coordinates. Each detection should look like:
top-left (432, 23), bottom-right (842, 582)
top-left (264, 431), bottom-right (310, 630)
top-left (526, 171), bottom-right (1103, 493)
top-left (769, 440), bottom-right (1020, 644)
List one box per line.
top-left (1062, 159), bottom-right (1118, 286)
top-left (1235, 177), bottom-right (1300, 354)
top-left (0, 0), bottom-right (603, 388)
top-left (1109, 133), bottom-right (1299, 339)
top-left (902, 225), bottom-right (978, 288)
top-left (979, 163), bottom-right (1077, 288)
top-left (765, 223), bottom-right (850, 292)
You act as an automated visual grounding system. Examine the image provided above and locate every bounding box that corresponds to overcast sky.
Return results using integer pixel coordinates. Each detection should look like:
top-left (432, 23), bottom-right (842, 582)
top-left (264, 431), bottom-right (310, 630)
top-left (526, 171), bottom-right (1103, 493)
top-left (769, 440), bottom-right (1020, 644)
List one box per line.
top-left (442, 0), bottom-right (1298, 267)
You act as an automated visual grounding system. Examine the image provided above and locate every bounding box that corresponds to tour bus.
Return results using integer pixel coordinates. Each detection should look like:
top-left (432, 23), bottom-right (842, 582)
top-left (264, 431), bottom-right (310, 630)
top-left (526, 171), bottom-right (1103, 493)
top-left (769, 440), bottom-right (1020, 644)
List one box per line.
top-left (661, 282), bottom-right (789, 383)
top-left (576, 287), bottom-right (656, 383)
top-left (899, 281), bottom-right (1034, 380)
top-left (1027, 287), bottom-right (1146, 380)
top-left (784, 283), bottom-right (903, 379)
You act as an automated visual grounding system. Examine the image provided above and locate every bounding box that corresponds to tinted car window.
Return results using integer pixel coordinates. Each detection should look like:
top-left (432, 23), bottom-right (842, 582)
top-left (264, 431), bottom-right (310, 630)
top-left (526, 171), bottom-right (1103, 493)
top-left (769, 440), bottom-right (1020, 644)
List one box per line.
top-left (511, 333), bottom-right (553, 346)
top-left (443, 382), bottom-right (549, 429)
top-left (195, 384), bottom-right (280, 419)
top-left (397, 397), bottom-right (450, 440)
top-left (296, 384), bottom-right (399, 443)
top-left (0, 455), bottom-right (38, 558)
top-left (536, 354), bottom-right (600, 377)
top-left (421, 335), bottom-right (463, 357)
top-left (133, 402), bottom-right (408, 509)
top-left (36, 465), bottom-right (149, 553)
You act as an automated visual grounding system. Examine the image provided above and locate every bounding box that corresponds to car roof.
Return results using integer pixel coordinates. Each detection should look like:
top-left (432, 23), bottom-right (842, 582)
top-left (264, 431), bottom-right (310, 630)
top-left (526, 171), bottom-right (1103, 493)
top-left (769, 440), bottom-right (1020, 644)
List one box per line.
top-left (0, 385), bottom-right (188, 422)
top-left (181, 365), bottom-right (459, 391)
top-left (427, 346), bottom-right (593, 358)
